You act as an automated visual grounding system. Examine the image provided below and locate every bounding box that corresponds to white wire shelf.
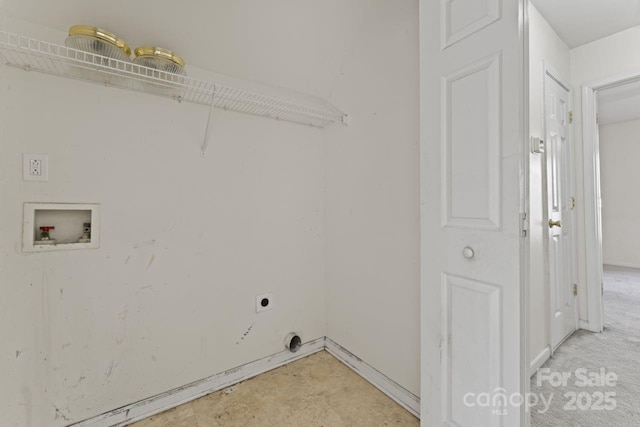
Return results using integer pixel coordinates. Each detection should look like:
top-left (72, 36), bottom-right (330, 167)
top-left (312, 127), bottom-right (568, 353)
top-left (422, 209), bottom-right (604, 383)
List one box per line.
top-left (0, 31), bottom-right (347, 133)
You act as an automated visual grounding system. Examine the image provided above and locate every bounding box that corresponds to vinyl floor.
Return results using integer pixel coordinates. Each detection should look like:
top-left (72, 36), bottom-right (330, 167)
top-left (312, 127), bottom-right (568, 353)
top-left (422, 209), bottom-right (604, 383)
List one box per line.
top-left (129, 350), bottom-right (419, 427)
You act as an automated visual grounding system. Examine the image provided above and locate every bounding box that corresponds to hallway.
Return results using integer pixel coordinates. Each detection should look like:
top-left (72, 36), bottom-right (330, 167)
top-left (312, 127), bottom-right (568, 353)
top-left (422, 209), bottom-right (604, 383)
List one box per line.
top-left (531, 265), bottom-right (640, 426)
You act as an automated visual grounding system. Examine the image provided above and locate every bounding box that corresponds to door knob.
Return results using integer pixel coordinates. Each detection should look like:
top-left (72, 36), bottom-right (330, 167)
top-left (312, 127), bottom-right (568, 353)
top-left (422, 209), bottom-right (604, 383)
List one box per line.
top-left (463, 247), bottom-right (475, 259)
top-left (548, 219), bottom-right (562, 228)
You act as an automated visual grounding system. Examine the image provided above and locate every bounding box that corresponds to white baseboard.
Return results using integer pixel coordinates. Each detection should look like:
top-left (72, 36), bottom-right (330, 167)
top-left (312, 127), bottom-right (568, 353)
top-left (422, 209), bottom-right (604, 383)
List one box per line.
top-left (72, 336), bottom-right (420, 426)
top-left (579, 319), bottom-right (602, 332)
top-left (604, 262), bottom-right (640, 270)
top-left (529, 346), bottom-right (550, 377)
top-left (325, 337), bottom-right (420, 418)
top-left (72, 337), bottom-right (326, 427)
top-left (579, 319), bottom-right (590, 330)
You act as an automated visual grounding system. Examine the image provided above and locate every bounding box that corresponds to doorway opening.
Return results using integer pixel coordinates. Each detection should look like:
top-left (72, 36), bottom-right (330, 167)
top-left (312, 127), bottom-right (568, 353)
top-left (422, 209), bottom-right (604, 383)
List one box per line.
top-left (581, 74), bottom-right (640, 334)
top-left (528, 1), bottom-right (640, 424)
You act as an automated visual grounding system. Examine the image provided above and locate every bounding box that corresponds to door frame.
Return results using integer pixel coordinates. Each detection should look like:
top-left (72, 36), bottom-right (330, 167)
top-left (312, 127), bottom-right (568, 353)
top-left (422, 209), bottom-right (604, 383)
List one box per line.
top-left (542, 62), bottom-right (579, 353)
top-left (581, 70), bottom-right (640, 333)
top-left (522, 2), bottom-right (531, 425)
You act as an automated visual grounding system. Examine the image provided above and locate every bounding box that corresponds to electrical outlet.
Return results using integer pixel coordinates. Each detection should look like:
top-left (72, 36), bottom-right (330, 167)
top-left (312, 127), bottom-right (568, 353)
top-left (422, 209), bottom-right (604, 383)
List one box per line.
top-left (23, 154), bottom-right (48, 181)
top-left (30, 159), bottom-right (42, 176)
top-left (256, 293), bottom-right (274, 313)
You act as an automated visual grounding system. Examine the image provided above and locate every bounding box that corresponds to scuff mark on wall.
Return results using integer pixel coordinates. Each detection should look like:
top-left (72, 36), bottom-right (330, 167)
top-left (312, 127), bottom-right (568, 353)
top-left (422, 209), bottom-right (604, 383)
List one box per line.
top-left (105, 360), bottom-right (116, 379)
top-left (164, 219), bottom-right (178, 232)
top-left (16, 350), bottom-right (22, 358)
top-left (116, 304), bottom-right (129, 345)
top-left (118, 305), bottom-right (129, 321)
top-left (40, 257), bottom-right (53, 427)
top-left (135, 284), bottom-right (154, 297)
top-left (52, 404), bottom-right (71, 422)
top-left (235, 323), bottom-right (255, 344)
top-left (134, 239), bottom-right (156, 249)
top-left (72, 373), bottom-right (86, 389)
top-left (146, 254), bottom-right (156, 270)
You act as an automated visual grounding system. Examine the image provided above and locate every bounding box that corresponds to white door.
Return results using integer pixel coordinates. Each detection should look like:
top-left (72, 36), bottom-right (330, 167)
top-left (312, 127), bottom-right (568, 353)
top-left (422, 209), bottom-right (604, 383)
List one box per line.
top-left (420, 1), bottom-right (525, 426)
top-left (544, 71), bottom-right (578, 350)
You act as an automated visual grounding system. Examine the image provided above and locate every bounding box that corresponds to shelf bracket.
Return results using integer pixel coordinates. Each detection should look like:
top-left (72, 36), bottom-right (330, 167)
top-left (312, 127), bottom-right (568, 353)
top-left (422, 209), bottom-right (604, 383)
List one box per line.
top-left (201, 99), bottom-right (215, 156)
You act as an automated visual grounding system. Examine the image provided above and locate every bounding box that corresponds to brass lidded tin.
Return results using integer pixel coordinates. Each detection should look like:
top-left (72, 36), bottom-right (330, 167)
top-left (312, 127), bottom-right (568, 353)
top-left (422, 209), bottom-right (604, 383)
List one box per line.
top-left (65, 25), bottom-right (132, 61)
top-left (133, 46), bottom-right (186, 76)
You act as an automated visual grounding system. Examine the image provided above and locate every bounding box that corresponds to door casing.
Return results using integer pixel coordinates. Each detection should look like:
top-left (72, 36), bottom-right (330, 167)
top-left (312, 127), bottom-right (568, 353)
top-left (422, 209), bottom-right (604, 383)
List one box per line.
top-left (580, 71), bottom-right (640, 334)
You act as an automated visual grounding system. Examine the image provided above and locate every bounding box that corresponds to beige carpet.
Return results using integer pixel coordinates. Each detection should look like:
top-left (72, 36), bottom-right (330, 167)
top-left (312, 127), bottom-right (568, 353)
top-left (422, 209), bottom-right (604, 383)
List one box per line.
top-left (128, 350), bottom-right (418, 427)
top-left (531, 265), bottom-right (640, 426)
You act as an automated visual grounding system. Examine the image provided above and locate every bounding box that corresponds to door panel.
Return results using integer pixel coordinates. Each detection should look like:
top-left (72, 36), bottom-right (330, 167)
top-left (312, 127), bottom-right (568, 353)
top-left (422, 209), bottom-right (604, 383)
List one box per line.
top-left (443, 274), bottom-right (501, 427)
top-left (544, 73), bottom-right (578, 350)
top-left (420, 0), bottom-right (525, 426)
top-left (443, 54), bottom-right (501, 229)
top-left (442, 0), bottom-right (501, 48)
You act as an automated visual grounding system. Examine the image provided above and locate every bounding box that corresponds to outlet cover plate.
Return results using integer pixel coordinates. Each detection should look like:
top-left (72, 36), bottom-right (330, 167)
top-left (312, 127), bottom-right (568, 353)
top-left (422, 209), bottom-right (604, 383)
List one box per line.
top-left (23, 153), bottom-right (48, 181)
top-left (256, 293), bottom-right (274, 313)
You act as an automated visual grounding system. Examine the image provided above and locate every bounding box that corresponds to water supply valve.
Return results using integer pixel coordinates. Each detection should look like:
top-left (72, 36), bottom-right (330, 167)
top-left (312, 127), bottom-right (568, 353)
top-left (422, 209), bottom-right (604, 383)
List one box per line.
top-left (35, 226), bottom-right (56, 245)
top-left (78, 222), bottom-right (91, 243)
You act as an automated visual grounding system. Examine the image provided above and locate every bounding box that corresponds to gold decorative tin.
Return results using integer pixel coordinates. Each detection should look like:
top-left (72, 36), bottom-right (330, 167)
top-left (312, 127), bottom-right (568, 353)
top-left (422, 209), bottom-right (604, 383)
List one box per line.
top-left (65, 25), bottom-right (132, 61)
top-left (133, 46), bottom-right (186, 75)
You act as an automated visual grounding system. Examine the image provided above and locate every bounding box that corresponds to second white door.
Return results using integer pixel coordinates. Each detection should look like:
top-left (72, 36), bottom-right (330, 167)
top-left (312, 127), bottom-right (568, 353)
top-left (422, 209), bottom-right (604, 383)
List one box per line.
top-left (544, 69), bottom-right (578, 350)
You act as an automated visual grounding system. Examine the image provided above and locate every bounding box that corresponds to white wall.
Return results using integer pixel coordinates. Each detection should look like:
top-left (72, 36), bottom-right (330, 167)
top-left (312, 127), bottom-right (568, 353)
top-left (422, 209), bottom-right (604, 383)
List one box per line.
top-left (599, 119), bottom-right (640, 268)
top-left (528, 4), bottom-right (571, 365)
top-left (570, 25), bottom-right (640, 320)
top-left (571, 26), bottom-right (640, 86)
top-left (325, 0), bottom-right (420, 396)
top-left (0, 23), bottom-right (329, 427)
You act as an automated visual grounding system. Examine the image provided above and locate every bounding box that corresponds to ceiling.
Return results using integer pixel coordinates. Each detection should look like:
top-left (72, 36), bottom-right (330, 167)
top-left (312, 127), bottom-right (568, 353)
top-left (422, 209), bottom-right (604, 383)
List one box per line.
top-left (0, 0), bottom-right (370, 97)
top-left (531, 0), bottom-right (640, 48)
